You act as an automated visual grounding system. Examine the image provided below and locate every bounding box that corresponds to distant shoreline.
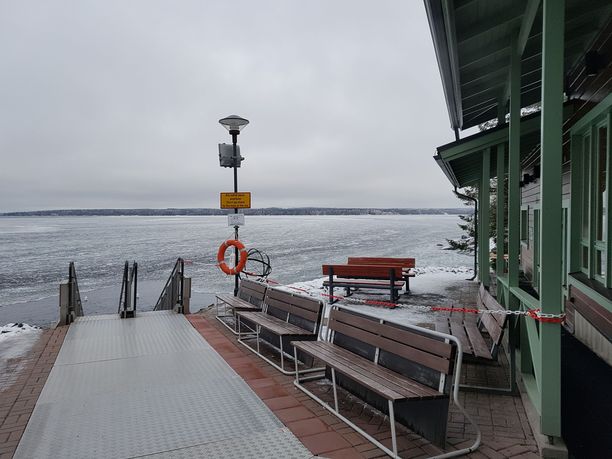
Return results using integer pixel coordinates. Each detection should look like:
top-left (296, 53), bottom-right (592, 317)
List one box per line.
top-left (1, 207), bottom-right (471, 217)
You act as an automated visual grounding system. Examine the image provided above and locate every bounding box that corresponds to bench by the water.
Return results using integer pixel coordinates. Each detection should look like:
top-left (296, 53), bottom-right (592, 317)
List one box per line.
top-left (237, 287), bottom-right (324, 374)
top-left (215, 278), bottom-right (267, 334)
top-left (291, 306), bottom-right (475, 457)
top-left (435, 284), bottom-right (508, 362)
top-left (347, 257), bottom-right (416, 291)
top-left (322, 264), bottom-right (405, 303)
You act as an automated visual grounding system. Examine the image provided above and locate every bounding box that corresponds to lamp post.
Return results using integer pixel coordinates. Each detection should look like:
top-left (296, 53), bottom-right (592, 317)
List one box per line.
top-left (219, 115), bottom-right (249, 296)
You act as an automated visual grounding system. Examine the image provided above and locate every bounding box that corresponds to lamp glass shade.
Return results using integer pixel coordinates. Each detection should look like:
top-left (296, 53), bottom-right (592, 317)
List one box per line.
top-left (219, 115), bottom-right (249, 132)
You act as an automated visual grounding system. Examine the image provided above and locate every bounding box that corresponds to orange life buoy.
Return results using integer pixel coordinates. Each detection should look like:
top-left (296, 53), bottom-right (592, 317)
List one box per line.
top-left (217, 239), bottom-right (248, 275)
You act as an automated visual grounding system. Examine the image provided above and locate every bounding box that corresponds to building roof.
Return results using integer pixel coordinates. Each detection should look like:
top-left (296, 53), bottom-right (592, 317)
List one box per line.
top-left (424, 0), bottom-right (612, 131)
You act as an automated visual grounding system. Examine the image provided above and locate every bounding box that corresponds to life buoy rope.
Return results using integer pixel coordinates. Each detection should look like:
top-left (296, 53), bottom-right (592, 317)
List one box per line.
top-left (217, 239), bottom-right (248, 275)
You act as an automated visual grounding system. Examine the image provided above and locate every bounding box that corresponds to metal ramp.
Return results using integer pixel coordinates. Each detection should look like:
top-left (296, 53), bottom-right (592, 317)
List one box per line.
top-left (14, 311), bottom-right (312, 459)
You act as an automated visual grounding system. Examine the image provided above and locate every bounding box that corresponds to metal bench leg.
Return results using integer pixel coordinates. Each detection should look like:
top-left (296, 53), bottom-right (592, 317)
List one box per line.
top-left (279, 338), bottom-right (285, 372)
top-left (388, 400), bottom-right (397, 457)
top-left (331, 368), bottom-right (339, 412)
top-left (294, 348), bottom-right (300, 384)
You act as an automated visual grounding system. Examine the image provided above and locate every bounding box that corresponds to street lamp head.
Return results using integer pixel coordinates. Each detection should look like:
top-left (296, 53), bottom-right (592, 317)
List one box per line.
top-left (219, 115), bottom-right (249, 134)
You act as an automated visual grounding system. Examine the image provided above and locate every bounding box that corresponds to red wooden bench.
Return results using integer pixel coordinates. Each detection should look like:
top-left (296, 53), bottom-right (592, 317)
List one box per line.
top-left (322, 264), bottom-right (405, 303)
top-left (348, 257), bottom-right (416, 291)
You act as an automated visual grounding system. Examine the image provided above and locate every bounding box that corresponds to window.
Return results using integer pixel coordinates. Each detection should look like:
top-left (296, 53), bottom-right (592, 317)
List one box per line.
top-left (580, 135), bottom-right (591, 273)
top-left (577, 113), bottom-right (610, 285)
top-left (594, 124), bottom-right (608, 280)
top-left (520, 208), bottom-right (528, 243)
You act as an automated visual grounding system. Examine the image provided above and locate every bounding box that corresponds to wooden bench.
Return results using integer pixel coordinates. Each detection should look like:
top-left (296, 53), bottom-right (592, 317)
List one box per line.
top-left (436, 284), bottom-right (508, 362)
top-left (215, 278), bottom-right (267, 334)
top-left (322, 264), bottom-right (405, 303)
top-left (236, 287), bottom-right (324, 374)
top-left (292, 307), bottom-right (471, 456)
top-left (348, 257), bottom-right (416, 291)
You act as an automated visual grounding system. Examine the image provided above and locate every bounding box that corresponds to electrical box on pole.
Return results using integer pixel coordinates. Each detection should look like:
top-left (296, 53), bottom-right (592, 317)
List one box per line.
top-left (218, 143), bottom-right (244, 167)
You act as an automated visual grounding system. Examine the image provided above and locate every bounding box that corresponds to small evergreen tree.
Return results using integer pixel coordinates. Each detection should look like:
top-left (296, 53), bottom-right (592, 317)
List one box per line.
top-left (446, 180), bottom-right (499, 254)
top-left (446, 187), bottom-right (477, 253)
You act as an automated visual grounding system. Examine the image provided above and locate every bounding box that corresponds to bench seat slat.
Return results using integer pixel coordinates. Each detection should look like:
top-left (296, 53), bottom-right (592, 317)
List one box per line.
top-left (323, 279), bottom-right (405, 288)
top-left (463, 322), bottom-right (493, 360)
top-left (348, 257), bottom-right (416, 269)
top-left (449, 318), bottom-right (472, 356)
top-left (293, 341), bottom-right (444, 401)
top-left (216, 294), bottom-right (261, 311)
top-left (238, 311), bottom-right (315, 336)
top-left (303, 341), bottom-right (443, 399)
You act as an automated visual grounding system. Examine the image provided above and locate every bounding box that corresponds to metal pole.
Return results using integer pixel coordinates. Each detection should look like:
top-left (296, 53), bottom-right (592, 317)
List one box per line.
top-left (232, 131), bottom-right (239, 296)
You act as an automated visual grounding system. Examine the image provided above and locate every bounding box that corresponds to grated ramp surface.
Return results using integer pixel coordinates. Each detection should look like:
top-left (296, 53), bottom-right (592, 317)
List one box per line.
top-left (14, 311), bottom-right (312, 459)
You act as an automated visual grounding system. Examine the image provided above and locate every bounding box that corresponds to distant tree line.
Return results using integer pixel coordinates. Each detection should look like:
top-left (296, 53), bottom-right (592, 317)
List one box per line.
top-left (1, 207), bottom-right (470, 217)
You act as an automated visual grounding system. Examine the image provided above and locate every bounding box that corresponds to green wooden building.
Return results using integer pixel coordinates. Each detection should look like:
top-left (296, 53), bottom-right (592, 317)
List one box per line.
top-left (425, 0), bottom-right (612, 456)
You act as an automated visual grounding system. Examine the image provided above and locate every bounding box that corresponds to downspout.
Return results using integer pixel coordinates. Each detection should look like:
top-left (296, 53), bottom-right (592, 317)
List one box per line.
top-left (453, 186), bottom-right (478, 281)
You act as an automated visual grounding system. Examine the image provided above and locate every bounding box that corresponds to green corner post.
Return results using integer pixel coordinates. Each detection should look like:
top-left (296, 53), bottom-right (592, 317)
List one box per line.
top-left (496, 143), bottom-right (506, 297)
top-left (539, 0), bottom-right (564, 439)
top-left (479, 148), bottom-right (491, 288)
top-left (507, 34), bottom-right (521, 293)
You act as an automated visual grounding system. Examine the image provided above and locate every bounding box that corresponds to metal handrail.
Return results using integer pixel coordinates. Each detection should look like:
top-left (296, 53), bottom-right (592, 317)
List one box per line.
top-left (68, 262), bottom-right (84, 318)
top-left (154, 258), bottom-right (184, 311)
top-left (118, 261), bottom-right (138, 317)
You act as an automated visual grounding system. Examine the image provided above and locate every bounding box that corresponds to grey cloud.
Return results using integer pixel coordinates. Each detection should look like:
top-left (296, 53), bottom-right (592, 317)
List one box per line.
top-left (0, 0), bottom-right (456, 212)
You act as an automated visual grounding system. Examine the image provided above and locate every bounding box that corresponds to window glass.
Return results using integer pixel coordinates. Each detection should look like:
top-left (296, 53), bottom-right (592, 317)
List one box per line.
top-left (581, 135), bottom-right (591, 240)
top-left (596, 126), bottom-right (608, 242)
top-left (596, 250), bottom-right (606, 277)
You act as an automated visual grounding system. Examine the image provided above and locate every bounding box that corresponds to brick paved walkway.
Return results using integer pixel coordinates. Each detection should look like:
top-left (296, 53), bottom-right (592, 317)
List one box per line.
top-left (190, 307), bottom-right (540, 458)
top-left (0, 326), bottom-right (67, 459)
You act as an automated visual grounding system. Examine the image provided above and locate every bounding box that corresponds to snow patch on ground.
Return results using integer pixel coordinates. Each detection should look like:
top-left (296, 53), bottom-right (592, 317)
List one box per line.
top-left (277, 267), bottom-right (477, 336)
top-left (0, 323), bottom-right (43, 390)
top-left (0, 323), bottom-right (41, 342)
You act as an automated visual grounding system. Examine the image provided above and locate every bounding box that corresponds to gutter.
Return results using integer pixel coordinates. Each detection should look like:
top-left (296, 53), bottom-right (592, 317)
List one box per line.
top-left (434, 154), bottom-right (461, 188)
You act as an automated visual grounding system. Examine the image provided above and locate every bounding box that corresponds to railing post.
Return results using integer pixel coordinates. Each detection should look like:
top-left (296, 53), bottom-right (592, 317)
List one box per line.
top-left (182, 278), bottom-right (192, 314)
top-left (539, 0), bottom-right (564, 440)
top-left (508, 34), bottom-right (521, 292)
top-left (496, 144), bottom-right (506, 293)
top-left (479, 148), bottom-right (491, 288)
top-left (59, 283), bottom-right (70, 325)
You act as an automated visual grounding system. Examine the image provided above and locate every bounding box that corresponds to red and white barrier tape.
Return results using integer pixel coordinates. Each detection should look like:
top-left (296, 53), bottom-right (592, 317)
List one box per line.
top-left (265, 279), bottom-right (565, 323)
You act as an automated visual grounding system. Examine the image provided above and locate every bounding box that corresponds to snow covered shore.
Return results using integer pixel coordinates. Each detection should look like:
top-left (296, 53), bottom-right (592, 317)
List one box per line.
top-left (276, 266), bottom-right (477, 330)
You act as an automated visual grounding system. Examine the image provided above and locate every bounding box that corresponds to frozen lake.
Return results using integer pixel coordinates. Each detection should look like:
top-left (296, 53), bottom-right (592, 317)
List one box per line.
top-left (0, 215), bottom-right (471, 326)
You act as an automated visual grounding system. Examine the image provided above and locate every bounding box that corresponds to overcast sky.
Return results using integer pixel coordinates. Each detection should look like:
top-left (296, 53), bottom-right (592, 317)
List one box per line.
top-left (0, 0), bottom-right (460, 212)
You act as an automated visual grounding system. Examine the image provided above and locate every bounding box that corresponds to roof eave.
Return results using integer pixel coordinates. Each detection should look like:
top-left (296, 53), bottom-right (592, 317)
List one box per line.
top-left (424, 0), bottom-right (463, 131)
top-left (434, 154), bottom-right (461, 188)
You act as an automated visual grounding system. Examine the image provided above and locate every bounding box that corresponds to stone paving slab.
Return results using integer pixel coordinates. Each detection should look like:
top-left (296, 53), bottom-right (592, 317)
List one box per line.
top-left (192, 301), bottom-right (539, 458)
top-left (0, 326), bottom-right (67, 459)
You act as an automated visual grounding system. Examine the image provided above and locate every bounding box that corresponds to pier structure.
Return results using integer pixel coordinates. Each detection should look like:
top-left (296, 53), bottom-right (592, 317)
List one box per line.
top-left (11, 311), bottom-right (311, 458)
top-left (1, 273), bottom-right (546, 459)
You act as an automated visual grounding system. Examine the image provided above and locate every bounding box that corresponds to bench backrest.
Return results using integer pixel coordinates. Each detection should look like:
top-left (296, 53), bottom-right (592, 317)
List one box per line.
top-left (477, 284), bottom-right (507, 346)
top-left (348, 257), bottom-right (416, 269)
top-left (322, 264), bottom-right (404, 279)
top-left (264, 288), bottom-right (324, 334)
top-left (328, 307), bottom-right (455, 390)
top-left (238, 278), bottom-right (267, 307)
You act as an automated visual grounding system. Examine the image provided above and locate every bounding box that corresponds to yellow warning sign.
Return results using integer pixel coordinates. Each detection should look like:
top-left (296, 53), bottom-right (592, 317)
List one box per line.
top-left (220, 192), bottom-right (251, 209)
